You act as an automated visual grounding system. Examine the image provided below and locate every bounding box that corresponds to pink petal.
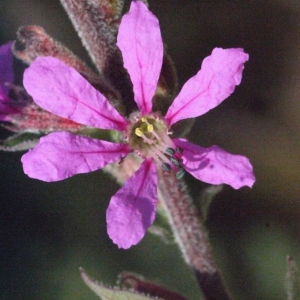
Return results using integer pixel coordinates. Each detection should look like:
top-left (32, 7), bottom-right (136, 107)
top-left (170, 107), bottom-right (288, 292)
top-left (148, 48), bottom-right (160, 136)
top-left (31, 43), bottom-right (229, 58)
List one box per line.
top-left (23, 57), bottom-right (128, 131)
top-left (165, 48), bottom-right (249, 125)
top-left (174, 138), bottom-right (255, 189)
top-left (117, 1), bottom-right (163, 114)
top-left (106, 159), bottom-right (157, 249)
top-left (0, 42), bottom-right (14, 100)
top-left (21, 131), bottom-right (130, 182)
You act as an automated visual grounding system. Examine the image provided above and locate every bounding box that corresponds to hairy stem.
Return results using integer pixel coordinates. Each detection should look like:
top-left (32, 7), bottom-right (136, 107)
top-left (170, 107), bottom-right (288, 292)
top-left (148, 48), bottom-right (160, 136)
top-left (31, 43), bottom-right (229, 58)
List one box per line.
top-left (105, 156), bottom-right (232, 299)
top-left (157, 168), bottom-right (232, 300)
top-left (59, 0), bottom-right (120, 72)
top-left (59, 0), bottom-right (135, 114)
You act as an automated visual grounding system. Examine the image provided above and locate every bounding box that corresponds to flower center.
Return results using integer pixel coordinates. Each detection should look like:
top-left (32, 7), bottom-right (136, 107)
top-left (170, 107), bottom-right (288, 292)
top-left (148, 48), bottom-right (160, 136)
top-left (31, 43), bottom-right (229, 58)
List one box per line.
top-left (128, 116), bottom-right (185, 179)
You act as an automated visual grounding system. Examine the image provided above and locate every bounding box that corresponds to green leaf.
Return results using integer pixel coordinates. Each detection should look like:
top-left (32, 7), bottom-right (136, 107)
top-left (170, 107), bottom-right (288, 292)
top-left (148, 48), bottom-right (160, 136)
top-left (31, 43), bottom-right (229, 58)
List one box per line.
top-left (80, 268), bottom-right (163, 300)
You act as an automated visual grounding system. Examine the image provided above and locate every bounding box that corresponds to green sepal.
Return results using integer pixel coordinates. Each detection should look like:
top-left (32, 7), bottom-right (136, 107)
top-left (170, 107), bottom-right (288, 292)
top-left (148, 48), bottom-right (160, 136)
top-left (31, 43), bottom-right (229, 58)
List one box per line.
top-left (0, 132), bottom-right (43, 151)
top-left (137, 0), bottom-right (149, 7)
top-left (152, 53), bottom-right (178, 116)
top-left (106, 0), bottom-right (125, 21)
top-left (119, 272), bottom-right (187, 300)
top-left (197, 185), bottom-right (223, 221)
top-left (80, 268), bottom-right (163, 300)
top-left (77, 127), bottom-right (123, 143)
top-left (0, 126), bottom-right (123, 152)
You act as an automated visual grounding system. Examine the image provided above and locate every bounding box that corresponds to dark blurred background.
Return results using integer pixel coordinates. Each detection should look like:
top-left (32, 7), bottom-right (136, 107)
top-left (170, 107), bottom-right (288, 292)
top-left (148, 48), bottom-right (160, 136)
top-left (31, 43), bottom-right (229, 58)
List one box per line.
top-left (0, 0), bottom-right (300, 299)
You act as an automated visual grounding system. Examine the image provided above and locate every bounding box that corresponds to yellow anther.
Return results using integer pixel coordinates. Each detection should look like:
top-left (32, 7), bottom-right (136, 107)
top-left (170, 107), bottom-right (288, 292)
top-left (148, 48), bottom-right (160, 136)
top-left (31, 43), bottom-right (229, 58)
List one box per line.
top-left (141, 117), bottom-right (147, 122)
top-left (147, 124), bottom-right (154, 132)
top-left (135, 128), bottom-right (143, 137)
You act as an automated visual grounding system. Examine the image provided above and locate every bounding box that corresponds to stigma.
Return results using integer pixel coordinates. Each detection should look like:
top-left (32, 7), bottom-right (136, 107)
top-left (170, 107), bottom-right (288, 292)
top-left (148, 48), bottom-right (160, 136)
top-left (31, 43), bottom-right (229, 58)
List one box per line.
top-left (128, 116), bottom-right (185, 179)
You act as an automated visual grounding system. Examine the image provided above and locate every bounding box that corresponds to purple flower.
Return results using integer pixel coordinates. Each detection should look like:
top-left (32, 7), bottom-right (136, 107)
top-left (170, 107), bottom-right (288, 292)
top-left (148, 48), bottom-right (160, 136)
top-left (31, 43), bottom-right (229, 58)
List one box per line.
top-left (21, 1), bottom-right (255, 249)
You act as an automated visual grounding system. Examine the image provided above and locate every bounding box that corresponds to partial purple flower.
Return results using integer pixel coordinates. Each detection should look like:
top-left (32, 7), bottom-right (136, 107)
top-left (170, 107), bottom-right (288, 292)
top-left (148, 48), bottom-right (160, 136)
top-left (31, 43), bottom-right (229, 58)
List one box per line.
top-left (21, 1), bottom-right (255, 249)
top-left (0, 42), bottom-right (17, 120)
top-left (0, 42), bottom-right (14, 98)
top-left (0, 42), bottom-right (82, 134)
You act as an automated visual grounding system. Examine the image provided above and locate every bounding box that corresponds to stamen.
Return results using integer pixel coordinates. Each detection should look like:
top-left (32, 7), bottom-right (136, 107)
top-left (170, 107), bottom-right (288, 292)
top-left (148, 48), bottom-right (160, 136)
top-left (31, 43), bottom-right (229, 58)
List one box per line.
top-left (159, 131), bottom-right (175, 149)
top-left (165, 147), bottom-right (175, 155)
top-left (150, 149), bottom-right (173, 172)
top-left (135, 126), bottom-right (156, 144)
top-left (140, 117), bottom-right (158, 139)
top-left (129, 115), bottom-right (187, 177)
top-left (175, 156), bottom-right (183, 163)
top-left (141, 134), bottom-right (155, 144)
top-left (147, 122), bottom-right (162, 141)
top-left (147, 124), bottom-right (154, 132)
top-left (176, 168), bottom-right (185, 180)
top-left (135, 128), bottom-right (143, 137)
top-left (176, 147), bottom-right (183, 154)
top-left (162, 163), bottom-right (171, 172)
top-left (151, 145), bottom-right (171, 165)
top-left (151, 129), bottom-right (161, 141)
top-left (150, 144), bottom-right (186, 177)
top-left (153, 143), bottom-right (176, 161)
top-left (170, 156), bottom-right (181, 167)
